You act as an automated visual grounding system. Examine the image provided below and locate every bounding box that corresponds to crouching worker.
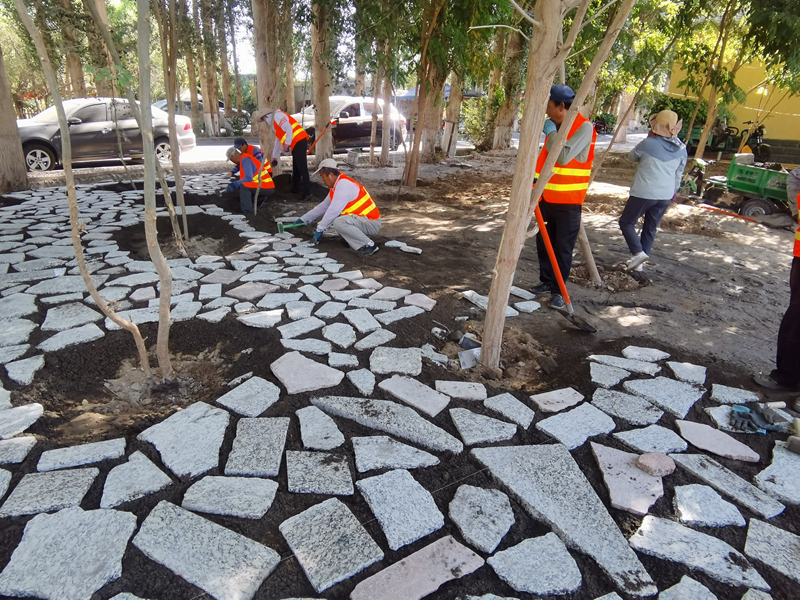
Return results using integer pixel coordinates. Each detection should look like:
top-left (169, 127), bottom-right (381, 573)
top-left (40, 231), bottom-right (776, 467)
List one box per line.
top-left (296, 158), bottom-right (381, 255)
top-left (225, 142), bottom-right (274, 215)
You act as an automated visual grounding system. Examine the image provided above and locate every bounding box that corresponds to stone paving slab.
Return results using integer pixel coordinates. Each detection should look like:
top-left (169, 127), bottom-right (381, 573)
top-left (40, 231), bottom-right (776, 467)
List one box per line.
top-left (667, 361), bottom-right (707, 385)
top-left (314, 301), bottom-right (348, 319)
top-left (754, 441), bottom-right (800, 505)
top-left (237, 309), bottom-right (284, 328)
top-left (225, 418), bottom-right (290, 477)
top-left (279, 498), bottom-right (384, 593)
top-left (530, 387), bottom-right (584, 412)
top-left (312, 396), bottom-right (464, 453)
top-left (343, 308), bottom-right (382, 333)
top-left (0, 468), bottom-right (9, 498)
top-left (630, 515), bottom-right (769, 590)
top-left (322, 322), bottom-right (357, 348)
top-left (200, 269), bottom-right (245, 285)
top-left (614, 424), bottom-right (688, 454)
top-left (37, 437), bottom-right (125, 472)
top-left (357, 469), bottom-right (444, 550)
top-left (710, 384), bottom-right (760, 404)
top-left (676, 419), bottom-right (760, 462)
top-left (297, 406), bottom-right (345, 450)
top-left (271, 351), bottom-right (344, 394)
top-left (473, 444), bottom-right (657, 597)
top-left (674, 484), bottom-right (745, 527)
top-left (137, 402), bottom-right (229, 478)
top-left (257, 292), bottom-right (304, 309)
top-left (671, 454), bottom-right (784, 519)
top-left (435, 380), bottom-right (486, 400)
top-left (370, 347), bottom-right (422, 376)
top-left (38, 323), bottom-right (105, 353)
top-left (590, 362), bottom-right (631, 389)
top-left (348, 297), bottom-right (396, 312)
top-left (374, 305), bottom-right (425, 325)
top-left (352, 436), bottom-right (439, 473)
top-left (745, 519), bottom-right (800, 585)
top-left (197, 306), bottom-right (231, 323)
top-left (461, 290), bottom-right (518, 317)
top-left (370, 286), bottom-right (411, 301)
top-left (133, 501), bottom-right (280, 600)
top-left (281, 338), bottom-right (332, 355)
top-left (286, 450), bottom-right (353, 495)
top-left (0, 468), bottom-right (99, 517)
top-left (591, 442), bottom-right (663, 515)
top-left (331, 289), bottom-right (373, 301)
top-left (488, 533), bottom-right (582, 595)
top-left (659, 576), bottom-right (717, 600)
top-left (0, 403), bottom-right (44, 439)
top-left (623, 377), bottom-right (704, 419)
top-left (286, 300), bottom-right (315, 320)
top-left (100, 451), bottom-right (172, 508)
top-left (621, 346), bottom-right (670, 362)
top-left (215, 376), bottom-right (280, 418)
top-left (449, 484), bottom-right (514, 553)
top-left (182, 475), bottom-right (278, 519)
top-left (354, 328), bottom-right (396, 350)
top-left (379, 375), bottom-right (450, 417)
top-left (483, 393), bottom-right (535, 429)
top-left (740, 591), bottom-right (772, 600)
top-left (591, 388), bottom-right (663, 426)
top-left (536, 403), bottom-right (616, 449)
top-left (0, 436), bottom-right (36, 465)
top-left (319, 278), bottom-right (349, 292)
top-left (0, 319), bottom-right (36, 347)
top-left (278, 316), bottom-right (325, 339)
top-left (404, 293), bottom-right (437, 312)
top-left (299, 284), bottom-right (330, 303)
top-left (226, 282), bottom-right (279, 302)
top-left (329, 352), bottom-right (359, 368)
top-left (0, 507), bottom-right (137, 600)
top-left (589, 354), bottom-right (661, 375)
top-left (347, 368), bottom-right (376, 395)
top-left (0, 344), bottom-right (29, 366)
top-left (450, 408), bottom-right (517, 445)
top-left (350, 535), bottom-right (482, 600)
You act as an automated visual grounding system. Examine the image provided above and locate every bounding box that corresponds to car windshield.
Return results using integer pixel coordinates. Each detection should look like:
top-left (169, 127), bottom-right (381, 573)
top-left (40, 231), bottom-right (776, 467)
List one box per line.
top-left (29, 100), bottom-right (88, 124)
top-left (150, 106), bottom-right (168, 118)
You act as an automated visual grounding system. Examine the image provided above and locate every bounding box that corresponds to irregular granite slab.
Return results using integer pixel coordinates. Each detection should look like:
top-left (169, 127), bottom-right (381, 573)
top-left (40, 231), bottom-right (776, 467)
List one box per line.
top-left (374, 305), bottom-right (426, 325)
top-left (621, 346), bottom-right (670, 362)
top-left (676, 420), bottom-right (760, 462)
top-left (0, 344), bottom-right (29, 366)
top-left (588, 354), bottom-right (661, 376)
top-left (369, 347), bottom-right (422, 376)
top-left (488, 533), bottom-right (582, 595)
top-left (0, 468), bottom-right (99, 517)
top-left (590, 362), bottom-right (631, 389)
top-left (449, 484), bottom-right (514, 553)
top-left (354, 328), bottom-right (396, 350)
top-left (225, 417), bottom-right (290, 477)
top-left (38, 323), bottom-right (105, 352)
top-left (37, 437), bottom-right (126, 471)
top-left (659, 576), bottom-right (717, 600)
top-left (226, 282), bottom-right (279, 302)
top-left (357, 469), bottom-right (444, 550)
top-left (312, 396), bottom-right (463, 453)
top-left (461, 290), bottom-right (518, 317)
top-left (6, 355), bottom-right (44, 386)
top-left (370, 286), bottom-right (412, 301)
top-left (137, 402), bottom-right (229, 478)
top-left (670, 454), bottom-right (784, 519)
top-left (614, 424), bottom-right (688, 454)
top-left (100, 451), bottom-right (172, 508)
top-left (278, 316), bottom-right (325, 339)
top-left (529, 387), bottom-right (584, 412)
top-left (182, 475), bottom-right (278, 519)
top-left (674, 484), bottom-right (745, 527)
top-left (623, 377), bottom-right (704, 418)
top-left (629, 515), bottom-right (769, 590)
top-left (755, 441), bottom-right (800, 505)
top-left (472, 444), bottom-right (657, 597)
top-left (450, 408), bottom-right (517, 445)
top-left (237, 309), bottom-right (284, 328)
top-left (536, 403), bottom-right (616, 449)
top-left (378, 375), bottom-right (450, 417)
top-left (286, 450), bottom-right (353, 495)
top-left (0, 293), bottom-right (37, 320)
top-left (40, 302), bottom-right (102, 331)
top-left (591, 388), bottom-right (663, 426)
top-left (215, 376), bottom-right (280, 418)
top-left (591, 442), bottom-right (663, 515)
top-left (0, 507), bottom-right (137, 600)
top-left (280, 498), bottom-right (384, 593)
top-left (286, 300), bottom-right (315, 320)
top-left (710, 384), bottom-right (760, 404)
top-left (352, 436), bottom-right (439, 473)
top-left (322, 322), bottom-right (357, 348)
top-left (635, 452), bottom-right (675, 477)
top-left (281, 337), bottom-right (332, 355)
top-left (257, 292), bottom-right (303, 309)
top-left (435, 380), bottom-right (487, 401)
top-left (0, 436), bottom-right (36, 465)
top-left (314, 300), bottom-right (348, 319)
top-left (745, 519), bottom-right (800, 585)
top-left (347, 368), bottom-right (376, 395)
top-left (133, 501), bottom-right (280, 600)
top-left (0, 319), bottom-right (36, 347)
top-left (0, 403), bottom-right (43, 439)
top-left (297, 405), bottom-right (344, 450)
top-left (350, 535), bottom-right (482, 600)
top-left (483, 393), bottom-right (535, 429)
top-left (667, 361), bottom-right (707, 385)
top-left (271, 351), bottom-right (344, 394)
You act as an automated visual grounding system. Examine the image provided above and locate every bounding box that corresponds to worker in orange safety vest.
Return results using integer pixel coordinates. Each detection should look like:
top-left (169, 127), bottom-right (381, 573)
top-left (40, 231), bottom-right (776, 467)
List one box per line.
top-left (529, 84), bottom-right (597, 310)
top-left (253, 107), bottom-right (312, 200)
top-left (224, 136), bottom-right (274, 215)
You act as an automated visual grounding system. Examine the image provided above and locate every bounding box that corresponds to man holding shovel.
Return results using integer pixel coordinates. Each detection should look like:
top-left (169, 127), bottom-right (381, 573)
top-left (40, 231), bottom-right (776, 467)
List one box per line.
top-left (252, 108), bottom-right (312, 200)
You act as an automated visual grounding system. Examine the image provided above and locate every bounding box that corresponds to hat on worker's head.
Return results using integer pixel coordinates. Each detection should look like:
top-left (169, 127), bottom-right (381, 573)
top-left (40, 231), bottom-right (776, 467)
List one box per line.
top-left (649, 110), bottom-right (682, 138)
top-left (312, 158), bottom-right (339, 176)
top-left (233, 136), bottom-right (248, 149)
top-left (549, 84), bottom-right (575, 105)
top-left (252, 108), bottom-right (275, 123)
top-left (225, 146), bottom-right (239, 161)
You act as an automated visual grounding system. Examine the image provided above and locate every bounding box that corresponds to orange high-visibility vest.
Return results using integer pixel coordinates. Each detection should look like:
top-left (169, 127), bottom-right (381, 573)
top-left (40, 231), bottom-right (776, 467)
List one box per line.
top-left (273, 110), bottom-right (309, 150)
top-left (534, 113), bottom-right (597, 204)
top-left (330, 174), bottom-right (380, 220)
top-left (794, 192), bottom-right (800, 257)
top-left (239, 147), bottom-right (275, 190)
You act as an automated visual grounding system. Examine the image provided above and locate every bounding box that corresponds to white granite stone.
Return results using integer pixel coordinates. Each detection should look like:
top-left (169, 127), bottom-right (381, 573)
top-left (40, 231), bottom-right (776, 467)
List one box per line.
top-left (357, 469), bottom-right (443, 550)
top-left (329, 352), bottom-right (358, 368)
top-left (740, 591), bottom-right (772, 600)
top-left (198, 283), bottom-right (222, 301)
top-left (200, 269), bottom-right (245, 285)
top-left (319, 278), bottom-right (349, 292)
top-left (334, 269), bottom-right (363, 281)
top-left (668, 361), bottom-right (707, 385)
top-left (0, 293), bottom-right (37, 320)
top-left (591, 388), bottom-right (664, 426)
top-left (435, 380), bottom-right (487, 401)
top-left (0, 403), bottom-right (43, 439)
top-left (352, 436), bottom-right (439, 473)
top-left (621, 346), bottom-right (670, 362)
top-left (137, 402), bottom-right (229, 478)
top-left (349, 297), bottom-right (396, 312)
top-left (488, 534), bottom-right (582, 595)
top-left (513, 300), bottom-right (541, 313)
top-left (745, 519), bottom-right (800, 585)
top-left (343, 308), bottom-right (382, 333)
top-left (286, 300), bottom-right (315, 320)
top-left (676, 420), bottom-right (760, 462)
top-left (450, 408), bottom-right (517, 445)
top-left (755, 441), bottom-right (800, 505)
top-left (234, 302), bottom-right (255, 314)
top-left (322, 322), bottom-right (357, 349)
top-left (0, 344), bottom-right (29, 365)
top-left (312, 396), bottom-right (463, 453)
top-left (629, 515), bottom-right (769, 590)
top-left (278, 316), bottom-right (325, 339)
top-left (589, 354), bottom-right (661, 375)
top-left (671, 454), bottom-right (784, 519)
top-left (38, 323), bottom-right (105, 352)
top-left (449, 484), bottom-right (514, 553)
top-left (354, 328), bottom-right (396, 350)
top-left (0, 506), bottom-right (136, 600)
top-left (352, 278), bottom-right (382, 290)
top-left (659, 576), bottom-right (717, 600)
top-left (0, 383), bottom-right (8, 410)
top-left (331, 289), bottom-right (373, 301)
top-left (509, 285), bottom-right (536, 300)
top-left (286, 450), bottom-right (353, 495)
top-left (379, 375), bottom-right (450, 417)
top-left (590, 362), bottom-right (631, 389)
top-left (225, 417), bottom-right (289, 477)
top-left (370, 346), bottom-right (422, 376)
top-left (461, 290), bottom-right (519, 317)
top-left (133, 501), bottom-right (280, 600)
top-left (347, 368), bottom-right (376, 395)
top-left (0, 468), bottom-right (98, 517)
top-left (674, 484), bottom-right (745, 527)
top-left (484, 393), bottom-right (535, 429)
top-left (614, 424), bottom-right (688, 454)
top-left (472, 444), bottom-right (657, 597)
top-left (421, 343), bottom-right (449, 365)
top-left (100, 451), bottom-right (172, 508)
top-left (297, 405), bottom-right (345, 450)
top-left (37, 438), bottom-right (125, 471)
top-left (271, 351), bottom-right (344, 394)
top-left (279, 498), bottom-right (383, 593)
top-left (404, 293), bottom-right (436, 312)
top-left (371, 286), bottom-right (411, 301)
top-left (711, 384), bottom-right (760, 404)
top-left (40, 292), bottom-right (83, 305)
top-left (375, 305), bottom-right (426, 325)
top-left (182, 475), bottom-right (278, 519)
top-left (0, 319), bottom-right (36, 347)
top-left (281, 337), bottom-right (332, 355)
top-left (225, 282), bottom-right (278, 302)
top-left (257, 292), bottom-right (303, 309)
top-left (0, 468), bottom-right (9, 497)
top-left (0, 436), bottom-right (36, 465)
top-left (237, 309), bottom-right (283, 328)
top-left (298, 284), bottom-right (330, 303)
top-left (314, 301), bottom-right (348, 319)
top-left (536, 403), bottom-right (616, 449)
top-left (129, 287), bottom-right (156, 302)
top-left (197, 306), bottom-right (230, 323)
top-left (591, 442), bottom-right (663, 516)
top-left (530, 387), bottom-right (584, 412)
top-left (624, 377), bottom-right (704, 418)
top-left (215, 376), bottom-right (280, 418)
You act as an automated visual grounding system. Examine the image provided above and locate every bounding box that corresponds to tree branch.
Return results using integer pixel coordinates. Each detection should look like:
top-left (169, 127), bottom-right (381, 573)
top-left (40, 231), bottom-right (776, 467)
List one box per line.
top-left (508, 0), bottom-right (541, 28)
top-left (559, 0), bottom-right (591, 59)
top-left (468, 24), bottom-right (530, 41)
top-left (579, 0), bottom-right (619, 30)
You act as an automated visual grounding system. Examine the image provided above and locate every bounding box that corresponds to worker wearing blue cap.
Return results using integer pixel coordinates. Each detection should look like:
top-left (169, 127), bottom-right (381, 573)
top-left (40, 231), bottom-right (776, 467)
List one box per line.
top-left (530, 84), bottom-right (597, 309)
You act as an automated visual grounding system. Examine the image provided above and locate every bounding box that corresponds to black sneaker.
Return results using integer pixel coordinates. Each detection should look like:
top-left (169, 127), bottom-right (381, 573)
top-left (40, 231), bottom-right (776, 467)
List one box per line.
top-left (531, 282), bottom-right (552, 295)
top-left (357, 244), bottom-right (379, 256)
top-left (549, 293), bottom-right (566, 309)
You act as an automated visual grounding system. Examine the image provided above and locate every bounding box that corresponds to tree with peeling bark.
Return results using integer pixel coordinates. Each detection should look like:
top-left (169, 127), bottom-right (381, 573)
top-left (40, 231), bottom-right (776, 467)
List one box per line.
top-left (0, 37), bottom-right (26, 192)
top-left (311, 0), bottom-right (334, 162)
top-left (252, 0), bottom-right (280, 163)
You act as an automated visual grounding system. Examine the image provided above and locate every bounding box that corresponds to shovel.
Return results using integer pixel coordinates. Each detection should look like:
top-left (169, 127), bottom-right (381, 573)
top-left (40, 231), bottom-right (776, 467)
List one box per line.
top-left (534, 204), bottom-right (597, 333)
top-left (276, 222), bottom-right (307, 234)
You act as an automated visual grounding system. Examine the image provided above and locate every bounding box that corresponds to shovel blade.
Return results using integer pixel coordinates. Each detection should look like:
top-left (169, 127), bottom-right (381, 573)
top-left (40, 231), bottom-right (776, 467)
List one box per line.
top-left (555, 307), bottom-right (597, 333)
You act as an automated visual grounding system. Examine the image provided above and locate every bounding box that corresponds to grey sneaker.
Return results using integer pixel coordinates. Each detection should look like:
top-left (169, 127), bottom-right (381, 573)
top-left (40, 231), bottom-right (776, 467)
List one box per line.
top-left (549, 293), bottom-right (566, 309)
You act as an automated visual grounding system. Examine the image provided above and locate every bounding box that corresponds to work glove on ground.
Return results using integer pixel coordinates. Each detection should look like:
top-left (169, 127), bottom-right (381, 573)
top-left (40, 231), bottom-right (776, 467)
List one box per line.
top-left (311, 231), bottom-right (323, 245)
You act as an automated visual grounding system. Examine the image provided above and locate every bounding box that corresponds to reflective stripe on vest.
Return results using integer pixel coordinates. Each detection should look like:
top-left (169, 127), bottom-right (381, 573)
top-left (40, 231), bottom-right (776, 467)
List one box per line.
top-left (330, 174), bottom-right (380, 220)
top-left (534, 113), bottom-right (597, 204)
top-left (239, 148), bottom-right (274, 189)
top-left (273, 111), bottom-right (309, 150)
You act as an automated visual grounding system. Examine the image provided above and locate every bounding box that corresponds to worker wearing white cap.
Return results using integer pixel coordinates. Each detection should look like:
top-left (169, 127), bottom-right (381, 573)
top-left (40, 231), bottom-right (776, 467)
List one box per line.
top-left (295, 159), bottom-right (381, 255)
top-left (252, 107), bottom-right (311, 200)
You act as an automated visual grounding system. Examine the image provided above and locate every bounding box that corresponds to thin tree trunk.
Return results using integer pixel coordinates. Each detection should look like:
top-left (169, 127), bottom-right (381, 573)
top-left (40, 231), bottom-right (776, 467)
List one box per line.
top-left (492, 29), bottom-right (524, 150)
top-left (486, 28), bottom-right (506, 121)
top-left (60, 0), bottom-right (85, 98)
top-left (311, 0), bottom-right (333, 161)
top-left (443, 71), bottom-right (463, 158)
top-left (421, 61), bottom-right (446, 162)
top-left (228, 2), bottom-right (243, 113)
top-left (252, 0), bottom-right (280, 155)
top-left (83, 0), bottom-right (113, 96)
top-left (380, 73), bottom-right (392, 165)
top-left (284, 1), bottom-right (295, 113)
top-left (354, 53), bottom-right (366, 96)
top-left (194, 0), bottom-right (212, 135)
top-left (369, 50), bottom-right (384, 163)
top-left (0, 39), bottom-right (27, 193)
top-left (219, 4), bottom-right (233, 119)
top-left (201, 0), bottom-right (220, 136)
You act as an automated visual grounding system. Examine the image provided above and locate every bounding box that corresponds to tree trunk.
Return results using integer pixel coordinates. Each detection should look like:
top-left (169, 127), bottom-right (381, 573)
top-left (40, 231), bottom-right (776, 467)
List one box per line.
top-left (311, 0), bottom-right (333, 162)
top-left (228, 2), bottom-right (243, 113)
top-left (281, 0), bottom-right (295, 112)
top-left (420, 61), bottom-right (446, 162)
top-left (201, 0), bottom-right (220, 135)
top-left (194, 0), bottom-right (212, 134)
top-left (492, 29), bottom-right (524, 150)
top-left (486, 28), bottom-right (506, 121)
top-left (380, 73), bottom-right (392, 165)
top-left (166, 0), bottom-right (189, 239)
top-left (0, 39), bottom-right (27, 193)
top-left (443, 73), bottom-right (463, 158)
top-left (252, 0), bottom-right (280, 155)
top-left (219, 5), bottom-right (233, 119)
top-left (354, 52), bottom-right (366, 96)
top-left (369, 51), bottom-right (384, 163)
top-left (60, 0), bottom-right (85, 98)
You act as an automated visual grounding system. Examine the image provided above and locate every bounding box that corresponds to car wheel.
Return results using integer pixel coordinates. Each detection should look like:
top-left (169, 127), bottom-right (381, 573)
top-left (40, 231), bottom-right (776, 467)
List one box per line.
top-left (154, 137), bottom-right (174, 163)
top-left (24, 144), bottom-right (56, 171)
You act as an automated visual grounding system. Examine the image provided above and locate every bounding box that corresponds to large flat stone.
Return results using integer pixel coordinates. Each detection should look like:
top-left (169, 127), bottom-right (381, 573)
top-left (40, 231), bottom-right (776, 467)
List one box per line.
top-left (279, 498), bottom-right (384, 593)
top-left (350, 535), bottom-right (482, 600)
top-left (589, 354), bottom-right (661, 375)
top-left (530, 387), bottom-right (584, 412)
top-left (298, 283), bottom-right (330, 303)
top-left (745, 519), bottom-right (800, 585)
top-left (41, 302), bottom-right (102, 331)
top-left (286, 450), bottom-right (353, 495)
top-left (133, 501), bottom-right (280, 600)
top-left (354, 328), bottom-right (396, 350)
top-left (591, 442), bottom-right (663, 515)
top-left (536, 403), bottom-right (616, 449)
top-left (461, 290), bottom-right (518, 317)
top-left (200, 269), bottom-right (245, 285)
top-left (370, 347), bottom-right (422, 376)
top-left (590, 362), bottom-right (631, 389)
top-left (215, 376), bottom-right (280, 418)
top-left (0, 507), bottom-right (137, 600)
top-left (352, 436), bottom-right (439, 473)
top-left (0, 403), bottom-right (43, 439)
top-left (237, 309), bottom-right (283, 328)
top-left (674, 484), bottom-right (745, 527)
top-left (297, 405), bottom-right (344, 450)
top-left (0, 294), bottom-right (37, 319)
top-left (257, 292), bottom-right (303, 309)
top-left (356, 469), bottom-right (443, 550)
top-left (100, 451), bottom-right (172, 508)
top-left (226, 282), bottom-right (279, 302)
top-left (623, 377), bottom-right (704, 418)
top-left (0, 468), bottom-right (98, 517)
top-left (671, 454), bottom-right (784, 519)
top-left (38, 323), bottom-right (105, 352)
top-left (182, 475), bottom-right (278, 519)
top-left (278, 316), bottom-right (325, 339)
top-left (281, 338), bottom-right (332, 355)
top-left (488, 533), bottom-right (582, 595)
top-left (472, 444), bottom-right (657, 597)
top-left (676, 420), bottom-right (760, 462)
top-left (659, 576), bottom-right (717, 600)
top-left (347, 368), bottom-right (376, 395)
top-left (349, 297), bottom-right (396, 312)
top-left (755, 441), bottom-right (800, 505)
top-left (312, 396), bottom-right (463, 453)
top-left (370, 286), bottom-right (412, 301)
top-left (614, 424), bottom-right (688, 454)
top-left (591, 388), bottom-right (663, 426)
top-left (37, 438), bottom-right (125, 471)
top-left (449, 484), bottom-right (514, 553)
top-left (0, 319), bottom-right (36, 347)
top-left (314, 300), bottom-right (347, 319)
top-left (137, 402), bottom-right (229, 478)
top-left (629, 515), bottom-right (769, 590)
top-left (6, 355), bottom-right (44, 385)
top-left (374, 305), bottom-right (425, 325)
top-left (435, 380), bottom-right (486, 400)
top-left (0, 344), bottom-right (29, 366)
top-left (270, 351), bottom-right (344, 394)
top-left (667, 361), bottom-right (707, 385)
top-left (483, 393), bottom-right (535, 429)
top-left (710, 384), bottom-right (760, 404)
top-left (285, 300), bottom-right (314, 320)
top-left (225, 417), bottom-right (289, 477)
top-left (622, 346), bottom-right (670, 362)
top-left (0, 436), bottom-right (36, 465)
top-left (378, 375), bottom-right (450, 417)
top-left (343, 308), bottom-right (382, 333)
top-left (322, 322), bottom-right (357, 348)
top-left (450, 408), bottom-right (517, 445)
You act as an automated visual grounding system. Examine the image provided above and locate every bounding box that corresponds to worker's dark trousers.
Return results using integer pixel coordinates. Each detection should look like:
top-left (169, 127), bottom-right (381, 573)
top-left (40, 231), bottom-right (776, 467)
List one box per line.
top-left (771, 256), bottom-right (800, 388)
top-left (619, 196), bottom-right (672, 255)
top-left (536, 200), bottom-right (582, 294)
top-left (239, 186), bottom-right (274, 215)
top-left (291, 138), bottom-right (311, 196)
